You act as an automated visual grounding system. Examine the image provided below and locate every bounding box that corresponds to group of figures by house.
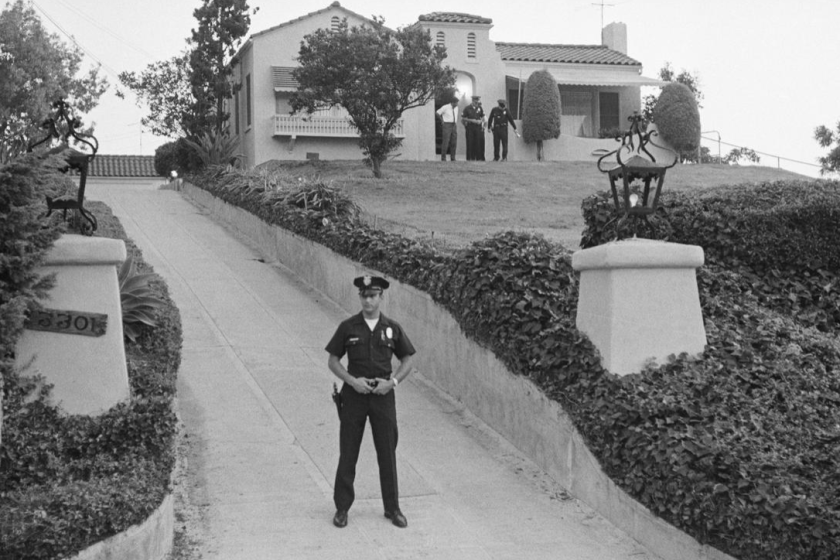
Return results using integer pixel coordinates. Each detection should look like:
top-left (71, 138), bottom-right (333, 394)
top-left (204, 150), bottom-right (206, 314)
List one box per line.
top-left (436, 95), bottom-right (520, 162)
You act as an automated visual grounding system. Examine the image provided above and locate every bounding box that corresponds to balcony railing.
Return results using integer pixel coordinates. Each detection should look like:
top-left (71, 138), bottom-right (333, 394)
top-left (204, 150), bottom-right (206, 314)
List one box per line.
top-left (273, 115), bottom-right (405, 138)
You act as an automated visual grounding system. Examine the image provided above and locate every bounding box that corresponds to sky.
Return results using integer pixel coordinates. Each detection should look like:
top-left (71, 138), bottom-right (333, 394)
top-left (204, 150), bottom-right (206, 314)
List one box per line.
top-left (22, 0), bottom-right (840, 178)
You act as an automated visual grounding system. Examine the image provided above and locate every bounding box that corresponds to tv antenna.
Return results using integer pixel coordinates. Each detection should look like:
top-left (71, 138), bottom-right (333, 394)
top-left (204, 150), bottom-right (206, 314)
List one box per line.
top-left (592, 0), bottom-right (615, 29)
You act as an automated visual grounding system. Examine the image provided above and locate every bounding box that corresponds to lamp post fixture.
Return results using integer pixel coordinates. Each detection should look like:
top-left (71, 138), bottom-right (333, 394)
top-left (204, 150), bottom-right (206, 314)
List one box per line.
top-left (597, 112), bottom-right (678, 235)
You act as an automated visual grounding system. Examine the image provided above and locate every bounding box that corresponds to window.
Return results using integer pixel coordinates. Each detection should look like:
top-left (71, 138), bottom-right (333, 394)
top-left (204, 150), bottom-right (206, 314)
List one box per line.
top-left (467, 33), bottom-right (476, 58)
top-left (246, 74), bottom-right (252, 128)
top-left (331, 16), bottom-right (340, 32)
top-left (561, 91), bottom-right (593, 137)
top-left (436, 31), bottom-right (445, 47)
top-left (234, 90), bottom-right (240, 135)
top-left (599, 92), bottom-right (620, 133)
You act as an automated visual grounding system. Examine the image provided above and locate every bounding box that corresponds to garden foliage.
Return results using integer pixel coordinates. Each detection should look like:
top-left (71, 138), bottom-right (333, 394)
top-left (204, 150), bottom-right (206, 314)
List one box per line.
top-left (653, 82), bottom-right (701, 158)
top-left (1, 183), bottom-right (182, 559)
top-left (153, 138), bottom-right (203, 177)
top-left (190, 164), bottom-right (840, 560)
top-left (521, 69), bottom-right (561, 161)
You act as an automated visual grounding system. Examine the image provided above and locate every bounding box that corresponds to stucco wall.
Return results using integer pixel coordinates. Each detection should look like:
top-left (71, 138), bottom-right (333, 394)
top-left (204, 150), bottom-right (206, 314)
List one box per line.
top-left (181, 182), bottom-right (737, 560)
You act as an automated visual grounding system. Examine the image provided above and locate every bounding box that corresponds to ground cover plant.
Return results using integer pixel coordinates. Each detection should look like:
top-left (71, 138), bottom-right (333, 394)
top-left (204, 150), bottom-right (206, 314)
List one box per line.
top-left (189, 161), bottom-right (839, 560)
top-left (0, 180), bottom-right (182, 559)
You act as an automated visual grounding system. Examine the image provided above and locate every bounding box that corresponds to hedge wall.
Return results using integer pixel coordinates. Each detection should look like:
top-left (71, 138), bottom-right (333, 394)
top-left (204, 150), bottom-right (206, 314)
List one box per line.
top-left (1, 187), bottom-right (182, 559)
top-left (189, 164), bottom-right (840, 560)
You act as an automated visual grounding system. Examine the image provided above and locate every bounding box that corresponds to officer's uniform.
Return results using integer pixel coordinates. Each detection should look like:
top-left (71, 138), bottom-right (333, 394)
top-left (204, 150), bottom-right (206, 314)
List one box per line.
top-left (462, 97), bottom-right (486, 161)
top-left (487, 100), bottom-right (518, 161)
top-left (325, 297), bottom-right (416, 516)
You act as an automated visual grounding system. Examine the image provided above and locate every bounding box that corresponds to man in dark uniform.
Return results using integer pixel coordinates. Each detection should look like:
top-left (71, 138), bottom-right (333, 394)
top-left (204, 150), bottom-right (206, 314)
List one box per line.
top-left (326, 275), bottom-right (417, 529)
top-left (487, 98), bottom-right (520, 161)
top-left (461, 95), bottom-right (486, 161)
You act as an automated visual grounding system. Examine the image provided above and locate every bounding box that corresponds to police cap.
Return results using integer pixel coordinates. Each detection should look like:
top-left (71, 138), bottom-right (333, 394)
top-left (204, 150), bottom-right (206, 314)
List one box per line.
top-left (353, 275), bottom-right (390, 293)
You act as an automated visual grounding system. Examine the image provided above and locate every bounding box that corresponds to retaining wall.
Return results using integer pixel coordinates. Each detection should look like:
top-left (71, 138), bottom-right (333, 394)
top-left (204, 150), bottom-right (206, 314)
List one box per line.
top-left (66, 494), bottom-right (173, 560)
top-left (182, 182), bottom-right (736, 560)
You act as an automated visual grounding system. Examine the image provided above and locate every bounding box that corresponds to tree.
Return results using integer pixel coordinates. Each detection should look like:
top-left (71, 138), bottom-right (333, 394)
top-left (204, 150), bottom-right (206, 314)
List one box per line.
top-left (0, 0), bottom-right (107, 163)
top-left (188, 0), bottom-right (254, 136)
top-left (652, 82), bottom-right (701, 160)
top-left (642, 62), bottom-right (703, 124)
top-left (814, 121), bottom-right (840, 176)
top-left (723, 147), bottom-right (761, 165)
top-left (521, 70), bottom-right (561, 161)
top-left (117, 52), bottom-right (193, 139)
top-left (291, 18), bottom-right (454, 178)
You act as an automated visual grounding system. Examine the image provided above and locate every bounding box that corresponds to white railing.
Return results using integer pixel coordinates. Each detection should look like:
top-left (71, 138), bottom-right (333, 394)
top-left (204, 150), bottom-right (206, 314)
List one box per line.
top-left (273, 115), bottom-right (404, 138)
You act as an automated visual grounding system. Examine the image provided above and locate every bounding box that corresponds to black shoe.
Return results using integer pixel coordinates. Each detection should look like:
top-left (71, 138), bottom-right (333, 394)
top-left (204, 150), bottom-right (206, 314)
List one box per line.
top-left (333, 510), bottom-right (348, 528)
top-left (384, 510), bottom-right (408, 528)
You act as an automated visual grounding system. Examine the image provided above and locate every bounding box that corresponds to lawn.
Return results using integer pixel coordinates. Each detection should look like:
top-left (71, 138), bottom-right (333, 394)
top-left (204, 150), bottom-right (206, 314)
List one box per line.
top-left (260, 159), bottom-right (807, 249)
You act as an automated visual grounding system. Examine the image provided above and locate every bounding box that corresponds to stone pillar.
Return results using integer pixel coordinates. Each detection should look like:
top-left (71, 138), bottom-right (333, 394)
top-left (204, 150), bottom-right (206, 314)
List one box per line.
top-left (572, 238), bottom-right (706, 376)
top-left (15, 234), bottom-right (129, 415)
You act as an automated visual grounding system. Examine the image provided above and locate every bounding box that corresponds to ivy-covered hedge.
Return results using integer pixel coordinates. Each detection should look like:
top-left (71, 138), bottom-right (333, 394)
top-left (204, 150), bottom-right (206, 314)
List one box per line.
top-left (1, 194), bottom-right (182, 559)
top-left (189, 164), bottom-right (840, 560)
top-left (582, 180), bottom-right (840, 334)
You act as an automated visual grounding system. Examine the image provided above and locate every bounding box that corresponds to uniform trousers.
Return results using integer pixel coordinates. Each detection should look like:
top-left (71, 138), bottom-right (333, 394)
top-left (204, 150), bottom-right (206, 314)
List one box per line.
top-left (492, 126), bottom-right (510, 160)
top-left (334, 384), bottom-right (399, 513)
top-left (465, 124), bottom-right (484, 161)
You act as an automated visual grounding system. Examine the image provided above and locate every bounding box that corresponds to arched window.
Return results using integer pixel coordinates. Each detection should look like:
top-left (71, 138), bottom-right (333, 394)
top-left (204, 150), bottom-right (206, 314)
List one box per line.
top-left (331, 16), bottom-right (340, 32)
top-left (467, 32), bottom-right (476, 58)
top-left (436, 31), bottom-right (445, 47)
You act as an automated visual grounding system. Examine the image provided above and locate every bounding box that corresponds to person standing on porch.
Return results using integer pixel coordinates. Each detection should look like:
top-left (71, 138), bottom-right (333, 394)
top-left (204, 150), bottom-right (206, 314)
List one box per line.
top-left (487, 99), bottom-right (520, 161)
top-left (436, 99), bottom-right (459, 161)
top-left (461, 95), bottom-right (486, 161)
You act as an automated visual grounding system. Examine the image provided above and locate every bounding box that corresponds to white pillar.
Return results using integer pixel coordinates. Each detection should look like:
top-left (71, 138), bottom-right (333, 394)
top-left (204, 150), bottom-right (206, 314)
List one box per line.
top-left (15, 234), bottom-right (129, 415)
top-left (572, 238), bottom-right (707, 376)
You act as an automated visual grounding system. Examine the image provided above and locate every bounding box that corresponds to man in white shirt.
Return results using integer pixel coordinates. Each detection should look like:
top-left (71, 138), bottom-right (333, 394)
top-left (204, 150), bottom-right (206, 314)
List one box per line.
top-left (435, 99), bottom-right (459, 161)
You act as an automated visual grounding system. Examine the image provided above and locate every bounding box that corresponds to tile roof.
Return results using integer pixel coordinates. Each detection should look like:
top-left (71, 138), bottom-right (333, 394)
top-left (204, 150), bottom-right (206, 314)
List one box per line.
top-left (418, 12), bottom-right (492, 25)
top-left (88, 155), bottom-right (158, 177)
top-left (496, 43), bottom-right (641, 66)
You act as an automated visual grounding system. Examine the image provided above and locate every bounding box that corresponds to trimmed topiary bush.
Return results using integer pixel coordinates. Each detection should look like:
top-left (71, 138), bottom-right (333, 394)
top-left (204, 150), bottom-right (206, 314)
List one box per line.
top-left (522, 69), bottom-right (561, 161)
top-left (653, 82), bottom-right (701, 158)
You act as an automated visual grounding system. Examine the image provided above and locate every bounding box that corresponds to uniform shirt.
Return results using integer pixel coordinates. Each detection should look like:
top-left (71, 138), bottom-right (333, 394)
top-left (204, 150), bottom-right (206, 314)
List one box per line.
top-left (436, 104), bottom-right (458, 123)
top-left (325, 312), bottom-right (416, 379)
top-left (462, 104), bottom-right (485, 127)
top-left (488, 106), bottom-right (517, 130)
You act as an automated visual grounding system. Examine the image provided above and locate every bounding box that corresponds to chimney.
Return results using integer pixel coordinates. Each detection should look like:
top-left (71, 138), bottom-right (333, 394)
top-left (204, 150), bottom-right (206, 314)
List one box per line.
top-left (602, 22), bottom-right (627, 54)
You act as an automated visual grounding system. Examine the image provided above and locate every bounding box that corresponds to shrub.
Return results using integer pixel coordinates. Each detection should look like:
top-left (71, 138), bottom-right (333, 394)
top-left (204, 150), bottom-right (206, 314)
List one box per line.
top-left (653, 82), bottom-right (701, 157)
top-left (183, 131), bottom-right (243, 168)
top-left (153, 138), bottom-right (202, 177)
top-left (1, 200), bottom-right (182, 559)
top-left (522, 70), bottom-right (561, 161)
top-left (581, 180), bottom-right (840, 334)
top-left (189, 164), bottom-right (840, 560)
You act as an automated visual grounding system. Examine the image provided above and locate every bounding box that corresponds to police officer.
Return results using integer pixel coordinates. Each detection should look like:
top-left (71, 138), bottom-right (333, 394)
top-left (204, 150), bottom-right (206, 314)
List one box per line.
top-left (326, 275), bottom-right (417, 529)
top-left (487, 98), bottom-right (520, 161)
top-left (461, 95), bottom-right (486, 161)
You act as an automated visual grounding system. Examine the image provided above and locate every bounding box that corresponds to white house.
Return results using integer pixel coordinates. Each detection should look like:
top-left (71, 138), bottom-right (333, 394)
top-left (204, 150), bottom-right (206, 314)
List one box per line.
top-left (228, 2), bottom-right (663, 167)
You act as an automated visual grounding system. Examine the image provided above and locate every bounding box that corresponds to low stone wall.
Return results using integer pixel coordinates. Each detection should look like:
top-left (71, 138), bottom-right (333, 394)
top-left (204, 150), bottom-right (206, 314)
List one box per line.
top-left (182, 183), bottom-right (736, 560)
top-left (66, 494), bottom-right (173, 560)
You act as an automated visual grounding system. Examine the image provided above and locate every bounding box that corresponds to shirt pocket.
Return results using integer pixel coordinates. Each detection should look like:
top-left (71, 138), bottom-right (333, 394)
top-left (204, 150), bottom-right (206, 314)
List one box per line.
top-left (345, 336), bottom-right (364, 361)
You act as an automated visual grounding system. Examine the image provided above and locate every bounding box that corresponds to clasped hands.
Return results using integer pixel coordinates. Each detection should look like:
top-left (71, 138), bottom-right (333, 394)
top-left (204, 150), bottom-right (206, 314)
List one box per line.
top-left (349, 376), bottom-right (394, 395)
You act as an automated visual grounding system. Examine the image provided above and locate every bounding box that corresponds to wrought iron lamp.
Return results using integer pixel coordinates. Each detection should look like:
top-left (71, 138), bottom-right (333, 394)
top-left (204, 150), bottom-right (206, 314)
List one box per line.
top-left (597, 112), bottom-right (678, 232)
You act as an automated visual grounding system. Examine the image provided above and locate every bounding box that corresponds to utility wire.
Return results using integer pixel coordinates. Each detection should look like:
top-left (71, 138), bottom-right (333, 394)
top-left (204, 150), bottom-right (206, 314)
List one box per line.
top-left (701, 134), bottom-right (821, 169)
top-left (30, 0), bottom-right (122, 79)
top-left (49, 0), bottom-right (159, 61)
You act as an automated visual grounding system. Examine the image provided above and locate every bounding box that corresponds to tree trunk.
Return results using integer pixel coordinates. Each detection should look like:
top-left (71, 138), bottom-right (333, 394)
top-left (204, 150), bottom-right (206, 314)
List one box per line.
top-left (371, 158), bottom-right (383, 178)
top-left (537, 140), bottom-right (544, 161)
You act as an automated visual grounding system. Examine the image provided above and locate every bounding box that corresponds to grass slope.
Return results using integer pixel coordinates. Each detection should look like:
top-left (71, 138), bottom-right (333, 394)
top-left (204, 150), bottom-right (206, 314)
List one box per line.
top-left (258, 160), bottom-right (805, 249)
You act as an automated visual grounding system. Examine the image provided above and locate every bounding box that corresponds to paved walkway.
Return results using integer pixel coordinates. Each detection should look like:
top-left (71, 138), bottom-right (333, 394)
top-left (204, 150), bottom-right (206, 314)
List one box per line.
top-left (88, 180), bottom-right (658, 560)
